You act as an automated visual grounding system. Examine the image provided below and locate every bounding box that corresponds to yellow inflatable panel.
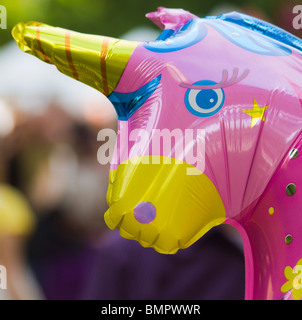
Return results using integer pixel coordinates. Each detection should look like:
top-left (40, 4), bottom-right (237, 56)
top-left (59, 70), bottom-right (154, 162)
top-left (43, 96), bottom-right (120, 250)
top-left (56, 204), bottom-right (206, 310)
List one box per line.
top-left (105, 156), bottom-right (226, 254)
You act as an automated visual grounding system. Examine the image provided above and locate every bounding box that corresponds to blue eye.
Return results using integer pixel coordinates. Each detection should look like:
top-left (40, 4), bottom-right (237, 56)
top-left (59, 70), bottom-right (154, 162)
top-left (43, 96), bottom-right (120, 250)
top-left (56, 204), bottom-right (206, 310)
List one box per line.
top-left (184, 80), bottom-right (225, 117)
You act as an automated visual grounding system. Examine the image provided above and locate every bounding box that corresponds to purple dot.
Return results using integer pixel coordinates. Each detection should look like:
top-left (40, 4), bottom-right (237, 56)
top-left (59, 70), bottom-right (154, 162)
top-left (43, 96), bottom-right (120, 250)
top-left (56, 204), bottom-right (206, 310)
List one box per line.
top-left (134, 201), bottom-right (156, 224)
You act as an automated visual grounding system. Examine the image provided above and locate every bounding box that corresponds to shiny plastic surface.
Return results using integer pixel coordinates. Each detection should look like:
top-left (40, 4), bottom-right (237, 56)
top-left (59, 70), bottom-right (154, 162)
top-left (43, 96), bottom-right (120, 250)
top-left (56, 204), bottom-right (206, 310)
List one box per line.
top-left (12, 21), bottom-right (139, 96)
top-left (12, 7), bottom-right (302, 299)
top-left (235, 132), bottom-right (302, 300)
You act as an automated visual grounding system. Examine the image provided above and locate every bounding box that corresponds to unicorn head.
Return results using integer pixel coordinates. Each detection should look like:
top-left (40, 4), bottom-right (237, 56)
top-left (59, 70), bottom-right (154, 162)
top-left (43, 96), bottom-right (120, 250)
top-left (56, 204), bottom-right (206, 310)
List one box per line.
top-left (12, 7), bottom-right (302, 299)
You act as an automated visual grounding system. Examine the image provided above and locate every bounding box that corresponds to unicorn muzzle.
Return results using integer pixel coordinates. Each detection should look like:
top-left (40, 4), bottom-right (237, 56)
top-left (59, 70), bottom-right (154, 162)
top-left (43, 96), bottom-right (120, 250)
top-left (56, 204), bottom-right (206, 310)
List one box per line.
top-left (12, 22), bottom-right (139, 97)
top-left (105, 156), bottom-right (226, 254)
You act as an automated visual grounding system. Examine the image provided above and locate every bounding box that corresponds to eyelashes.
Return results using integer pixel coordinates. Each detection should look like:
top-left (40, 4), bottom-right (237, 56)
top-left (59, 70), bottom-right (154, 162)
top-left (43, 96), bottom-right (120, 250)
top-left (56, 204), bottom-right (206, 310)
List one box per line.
top-left (180, 68), bottom-right (249, 90)
top-left (183, 68), bottom-right (249, 117)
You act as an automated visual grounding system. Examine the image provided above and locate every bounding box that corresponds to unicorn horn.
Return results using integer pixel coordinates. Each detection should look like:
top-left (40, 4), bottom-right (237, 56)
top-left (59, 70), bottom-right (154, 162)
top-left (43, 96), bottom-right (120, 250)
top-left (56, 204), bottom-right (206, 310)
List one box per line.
top-left (12, 22), bottom-right (139, 97)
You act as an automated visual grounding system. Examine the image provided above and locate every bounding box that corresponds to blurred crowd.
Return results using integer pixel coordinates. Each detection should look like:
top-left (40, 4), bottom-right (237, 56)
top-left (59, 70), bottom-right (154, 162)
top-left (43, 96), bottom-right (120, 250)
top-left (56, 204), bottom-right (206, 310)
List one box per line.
top-left (0, 96), bottom-right (117, 299)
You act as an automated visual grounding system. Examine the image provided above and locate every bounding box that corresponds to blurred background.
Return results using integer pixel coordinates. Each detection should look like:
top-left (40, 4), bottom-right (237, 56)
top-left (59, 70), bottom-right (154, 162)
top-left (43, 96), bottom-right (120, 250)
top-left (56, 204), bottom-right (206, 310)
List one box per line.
top-left (0, 0), bottom-right (300, 300)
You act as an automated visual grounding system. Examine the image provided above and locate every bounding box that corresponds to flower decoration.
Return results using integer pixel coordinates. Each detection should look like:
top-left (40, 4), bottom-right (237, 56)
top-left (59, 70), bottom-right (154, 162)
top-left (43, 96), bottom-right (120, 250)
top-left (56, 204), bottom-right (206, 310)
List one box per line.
top-left (281, 258), bottom-right (302, 300)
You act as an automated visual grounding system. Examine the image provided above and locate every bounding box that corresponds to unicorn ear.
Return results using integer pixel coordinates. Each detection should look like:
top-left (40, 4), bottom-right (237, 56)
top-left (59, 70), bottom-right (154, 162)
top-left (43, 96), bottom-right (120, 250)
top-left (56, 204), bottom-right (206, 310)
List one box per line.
top-left (12, 22), bottom-right (140, 97)
top-left (145, 7), bottom-right (198, 31)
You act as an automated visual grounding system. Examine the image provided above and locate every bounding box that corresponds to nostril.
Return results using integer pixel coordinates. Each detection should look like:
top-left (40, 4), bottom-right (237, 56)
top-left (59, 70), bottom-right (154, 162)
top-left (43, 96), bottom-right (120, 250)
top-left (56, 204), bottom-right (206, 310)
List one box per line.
top-left (134, 201), bottom-right (156, 224)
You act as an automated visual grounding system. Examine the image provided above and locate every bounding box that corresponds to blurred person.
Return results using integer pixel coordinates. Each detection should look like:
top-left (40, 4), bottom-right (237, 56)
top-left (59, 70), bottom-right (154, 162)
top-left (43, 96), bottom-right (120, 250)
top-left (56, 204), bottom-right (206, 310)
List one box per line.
top-left (0, 101), bottom-right (85, 301)
top-left (0, 97), bottom-right (113, 300)
top-left (0, 100), bottom-right (44, 300)
top-left (0, 183), bottom-right (43, 300)
top-left (26, 120), bottom-right (112, 300)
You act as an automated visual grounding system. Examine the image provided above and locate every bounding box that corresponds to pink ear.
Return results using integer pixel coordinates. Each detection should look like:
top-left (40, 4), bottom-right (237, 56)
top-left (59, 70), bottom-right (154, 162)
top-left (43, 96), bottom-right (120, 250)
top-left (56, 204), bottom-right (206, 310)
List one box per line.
top-left (145, 7), bottom-right (198, 30)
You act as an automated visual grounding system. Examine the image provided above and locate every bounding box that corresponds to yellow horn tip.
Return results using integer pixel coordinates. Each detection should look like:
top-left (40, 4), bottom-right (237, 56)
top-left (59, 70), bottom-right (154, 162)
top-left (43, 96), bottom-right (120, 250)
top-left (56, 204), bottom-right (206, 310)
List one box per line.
top-left (12, 22), bottom-right (27, 51)
top-left (12, 21), bottom-right (140, 97)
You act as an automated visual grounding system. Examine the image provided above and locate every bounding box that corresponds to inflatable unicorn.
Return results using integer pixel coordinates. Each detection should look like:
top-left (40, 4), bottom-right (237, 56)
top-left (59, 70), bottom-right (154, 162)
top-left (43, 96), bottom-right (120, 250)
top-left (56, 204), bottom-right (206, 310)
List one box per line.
top-left (12, 7), bottom-right (302, 300)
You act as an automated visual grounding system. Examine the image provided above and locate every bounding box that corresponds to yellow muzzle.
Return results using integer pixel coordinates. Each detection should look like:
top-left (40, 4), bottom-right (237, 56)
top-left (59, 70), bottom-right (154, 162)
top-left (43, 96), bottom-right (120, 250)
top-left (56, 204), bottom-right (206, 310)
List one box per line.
top-left (105, 156), bottom-right (226, 254)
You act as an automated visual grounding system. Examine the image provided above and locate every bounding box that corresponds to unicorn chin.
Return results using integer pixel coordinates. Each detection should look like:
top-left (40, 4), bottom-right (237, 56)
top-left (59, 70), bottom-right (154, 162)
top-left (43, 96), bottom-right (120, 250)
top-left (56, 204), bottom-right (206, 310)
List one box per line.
top-left (104, 155), bottom-right (226, 254)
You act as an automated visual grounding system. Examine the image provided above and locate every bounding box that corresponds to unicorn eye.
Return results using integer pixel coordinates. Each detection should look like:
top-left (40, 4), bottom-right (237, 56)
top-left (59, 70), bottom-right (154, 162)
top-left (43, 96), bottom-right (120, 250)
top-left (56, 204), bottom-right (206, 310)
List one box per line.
top-left (184, 80), bottom-right (225, 117)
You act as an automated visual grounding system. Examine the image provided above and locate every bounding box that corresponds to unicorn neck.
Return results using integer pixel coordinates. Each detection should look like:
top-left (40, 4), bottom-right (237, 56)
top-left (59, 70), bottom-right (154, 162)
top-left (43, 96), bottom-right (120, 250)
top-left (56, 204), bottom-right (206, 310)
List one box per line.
top-left (226, 132), bottom-right (302, 300)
